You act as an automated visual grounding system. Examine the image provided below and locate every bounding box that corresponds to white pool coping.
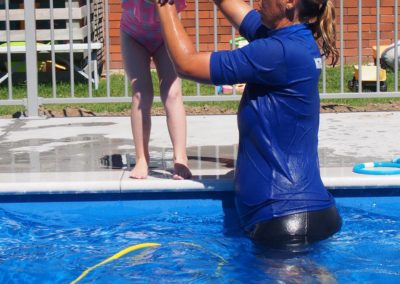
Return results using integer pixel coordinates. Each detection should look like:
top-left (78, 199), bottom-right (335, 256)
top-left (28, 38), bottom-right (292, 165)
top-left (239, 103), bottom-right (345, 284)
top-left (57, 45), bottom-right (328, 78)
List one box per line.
top-left (0, 167), bottom-right (400, 196)
top-left (1, 113), bottom-right (400, 197)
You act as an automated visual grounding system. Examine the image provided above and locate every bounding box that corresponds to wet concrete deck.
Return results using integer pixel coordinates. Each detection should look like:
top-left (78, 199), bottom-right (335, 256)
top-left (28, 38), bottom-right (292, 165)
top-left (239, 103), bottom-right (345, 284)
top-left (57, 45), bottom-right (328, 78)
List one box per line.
top-left (0, 113), bottom-right (399, 197)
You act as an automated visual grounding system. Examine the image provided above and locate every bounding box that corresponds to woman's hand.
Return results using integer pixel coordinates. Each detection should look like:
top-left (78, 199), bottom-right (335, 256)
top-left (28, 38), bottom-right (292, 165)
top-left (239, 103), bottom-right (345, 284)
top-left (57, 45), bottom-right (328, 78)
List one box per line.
top-left (158, 0), bottom-right (174, 5)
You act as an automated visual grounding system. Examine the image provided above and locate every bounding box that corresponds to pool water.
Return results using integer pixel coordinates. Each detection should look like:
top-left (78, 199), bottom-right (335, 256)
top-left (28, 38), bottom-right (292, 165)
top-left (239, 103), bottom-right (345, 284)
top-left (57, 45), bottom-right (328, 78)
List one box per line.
top-left (0, 197), bottom-right (399, 283)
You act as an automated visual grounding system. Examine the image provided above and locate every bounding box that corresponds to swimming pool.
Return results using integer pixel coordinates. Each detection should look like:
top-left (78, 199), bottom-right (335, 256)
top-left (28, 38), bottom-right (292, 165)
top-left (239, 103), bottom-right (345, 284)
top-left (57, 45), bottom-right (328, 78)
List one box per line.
top-left (0, 191), bottom-right (399, 284)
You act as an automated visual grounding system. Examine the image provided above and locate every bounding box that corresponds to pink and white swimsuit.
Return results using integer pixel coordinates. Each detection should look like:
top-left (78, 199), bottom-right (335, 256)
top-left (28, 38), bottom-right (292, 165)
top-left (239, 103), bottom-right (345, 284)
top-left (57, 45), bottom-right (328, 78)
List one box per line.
top-left (120, 0), bottom-right (186, 54)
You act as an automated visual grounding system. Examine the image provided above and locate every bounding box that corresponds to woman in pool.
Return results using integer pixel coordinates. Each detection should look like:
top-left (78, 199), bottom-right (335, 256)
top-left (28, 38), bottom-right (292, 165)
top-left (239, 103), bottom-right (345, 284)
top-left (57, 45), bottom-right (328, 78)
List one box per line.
top-left (155, 0), bottom-right (342, 246)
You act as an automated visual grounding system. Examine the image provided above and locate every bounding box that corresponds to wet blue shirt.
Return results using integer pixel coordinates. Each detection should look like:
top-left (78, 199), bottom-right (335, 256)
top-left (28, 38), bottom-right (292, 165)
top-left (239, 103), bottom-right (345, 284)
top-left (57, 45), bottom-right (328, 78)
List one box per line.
top-left (210, 10), bottom-right (335, 231)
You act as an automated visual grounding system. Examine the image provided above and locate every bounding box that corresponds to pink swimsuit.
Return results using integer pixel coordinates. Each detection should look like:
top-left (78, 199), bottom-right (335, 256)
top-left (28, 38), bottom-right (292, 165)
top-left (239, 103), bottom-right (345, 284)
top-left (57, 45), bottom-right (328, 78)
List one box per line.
top-left (121, 0), bottom-right (186, 54)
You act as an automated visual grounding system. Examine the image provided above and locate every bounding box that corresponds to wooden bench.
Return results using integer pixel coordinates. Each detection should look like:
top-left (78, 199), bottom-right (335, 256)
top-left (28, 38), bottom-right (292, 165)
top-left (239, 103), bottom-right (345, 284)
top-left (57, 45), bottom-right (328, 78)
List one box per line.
top-left (0, 42), bottom-right (102, 89)
top-left (0, 0), bottom-right (104, 89)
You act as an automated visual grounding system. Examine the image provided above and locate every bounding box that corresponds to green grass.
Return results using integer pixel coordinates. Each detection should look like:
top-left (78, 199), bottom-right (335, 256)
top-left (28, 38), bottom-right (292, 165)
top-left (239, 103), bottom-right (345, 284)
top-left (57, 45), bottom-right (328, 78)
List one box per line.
top-left (318, 65), bottom-right (400, 106)
top-left (1, 66), bottom-right (400, 116)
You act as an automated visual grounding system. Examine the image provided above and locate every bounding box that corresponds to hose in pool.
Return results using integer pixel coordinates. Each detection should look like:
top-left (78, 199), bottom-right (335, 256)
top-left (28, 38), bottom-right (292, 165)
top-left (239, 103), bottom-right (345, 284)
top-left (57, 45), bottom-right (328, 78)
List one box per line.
top-left (71, 241), bottom-right (227, 283)
top-left (70, 242), bottom-right (161, 284)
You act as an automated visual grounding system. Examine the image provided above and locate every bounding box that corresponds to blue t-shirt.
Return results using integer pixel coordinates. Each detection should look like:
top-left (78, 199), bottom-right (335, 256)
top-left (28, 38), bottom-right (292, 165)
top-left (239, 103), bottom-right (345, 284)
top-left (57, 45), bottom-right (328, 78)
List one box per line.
top-left (210, 10), bottom-right (334, 231)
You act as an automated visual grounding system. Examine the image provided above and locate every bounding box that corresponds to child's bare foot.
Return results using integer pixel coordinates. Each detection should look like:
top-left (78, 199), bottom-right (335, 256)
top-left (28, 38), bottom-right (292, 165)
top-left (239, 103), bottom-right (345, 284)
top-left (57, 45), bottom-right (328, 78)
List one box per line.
top-left (172, 162), bottom-right (192, 180)
top-left (129, 158), bottom-right (149, 179)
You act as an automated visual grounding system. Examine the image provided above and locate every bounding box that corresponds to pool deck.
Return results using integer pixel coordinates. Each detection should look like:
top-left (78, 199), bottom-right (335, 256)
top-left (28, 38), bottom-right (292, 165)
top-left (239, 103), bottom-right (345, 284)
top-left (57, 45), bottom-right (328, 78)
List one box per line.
top-left (0, 112), bottom-right (400, 199)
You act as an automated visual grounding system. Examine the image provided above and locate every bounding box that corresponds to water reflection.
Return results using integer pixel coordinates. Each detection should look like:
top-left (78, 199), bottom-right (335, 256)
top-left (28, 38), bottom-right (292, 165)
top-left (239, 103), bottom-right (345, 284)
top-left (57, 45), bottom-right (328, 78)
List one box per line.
top-left (99, 145), bottom-right (237, 179)
top-left (2, 141), bottom-right (239, 174)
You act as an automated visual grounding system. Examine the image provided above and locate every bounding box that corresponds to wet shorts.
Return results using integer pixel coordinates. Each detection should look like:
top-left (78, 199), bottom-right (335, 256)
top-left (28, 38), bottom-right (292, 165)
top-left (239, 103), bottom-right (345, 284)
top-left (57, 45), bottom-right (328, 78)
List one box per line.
top-left (249, 205), bottom-right (342, 248)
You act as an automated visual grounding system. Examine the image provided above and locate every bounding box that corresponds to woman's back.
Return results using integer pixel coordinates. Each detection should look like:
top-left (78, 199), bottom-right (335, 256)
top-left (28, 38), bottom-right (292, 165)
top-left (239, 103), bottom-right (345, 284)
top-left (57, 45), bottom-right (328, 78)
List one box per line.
top-left (229, 19), bottom-right (334, 231)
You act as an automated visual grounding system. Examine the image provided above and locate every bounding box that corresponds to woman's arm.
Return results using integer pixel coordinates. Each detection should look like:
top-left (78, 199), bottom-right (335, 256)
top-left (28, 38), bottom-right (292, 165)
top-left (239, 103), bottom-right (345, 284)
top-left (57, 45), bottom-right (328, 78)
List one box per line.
top-left (158, 0), bottom-right (252, 30)
top-left (156, 3), bottom-right (212, 84)
top-left (156, 0), bottom-right (253, 83)
top-left (213, 0), bottom-right (252, 30)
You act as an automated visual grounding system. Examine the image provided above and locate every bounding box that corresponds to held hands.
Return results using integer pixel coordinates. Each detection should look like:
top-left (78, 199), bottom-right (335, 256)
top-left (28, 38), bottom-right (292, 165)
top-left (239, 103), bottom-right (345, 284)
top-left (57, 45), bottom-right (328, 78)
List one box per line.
top-left (157, 0), bottom-right (174, 5)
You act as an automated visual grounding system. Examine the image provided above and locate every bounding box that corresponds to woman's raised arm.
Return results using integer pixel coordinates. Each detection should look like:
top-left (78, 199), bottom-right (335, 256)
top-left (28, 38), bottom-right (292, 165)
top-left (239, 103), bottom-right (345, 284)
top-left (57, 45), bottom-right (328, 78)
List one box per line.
top-left (156, 0), bottom-right (252, 83)
top-left (213, 0), bottom-right (252, 30)
top-left (158, 0), bottom-right (252, 30)
top-left (156, 3), bottom-right (212, 83)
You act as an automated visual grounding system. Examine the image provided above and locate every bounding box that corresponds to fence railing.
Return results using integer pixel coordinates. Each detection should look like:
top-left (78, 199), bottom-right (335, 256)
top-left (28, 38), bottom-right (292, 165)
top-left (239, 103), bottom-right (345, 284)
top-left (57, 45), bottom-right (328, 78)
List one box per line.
top-left (0, 0), bottom-right (399, 117)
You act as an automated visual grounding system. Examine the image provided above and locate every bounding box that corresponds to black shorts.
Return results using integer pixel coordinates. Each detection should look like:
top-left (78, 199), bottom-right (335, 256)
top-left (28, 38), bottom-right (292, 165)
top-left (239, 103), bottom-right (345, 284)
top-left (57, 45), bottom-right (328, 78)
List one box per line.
top-left (249, 205), bottom-right (342, 248)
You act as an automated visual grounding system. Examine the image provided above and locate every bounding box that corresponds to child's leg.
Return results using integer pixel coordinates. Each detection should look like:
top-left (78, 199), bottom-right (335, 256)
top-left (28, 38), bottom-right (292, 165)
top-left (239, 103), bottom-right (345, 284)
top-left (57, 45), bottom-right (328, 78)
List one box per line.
top-left (120, 31), bottom-right (154, 179)
top-left (153, 44), bottom-right (192, 180)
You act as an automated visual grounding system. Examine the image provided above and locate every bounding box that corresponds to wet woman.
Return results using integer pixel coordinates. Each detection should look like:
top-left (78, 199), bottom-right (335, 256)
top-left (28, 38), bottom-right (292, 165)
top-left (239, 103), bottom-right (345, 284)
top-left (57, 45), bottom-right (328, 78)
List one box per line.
top-left (155, 0), bottom-right (342, 247)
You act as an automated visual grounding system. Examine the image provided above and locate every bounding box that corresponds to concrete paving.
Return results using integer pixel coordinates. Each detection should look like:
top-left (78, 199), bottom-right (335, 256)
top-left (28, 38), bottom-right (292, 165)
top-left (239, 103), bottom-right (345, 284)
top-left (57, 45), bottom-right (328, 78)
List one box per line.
top-left (0, 112), bottom-right (399, 197)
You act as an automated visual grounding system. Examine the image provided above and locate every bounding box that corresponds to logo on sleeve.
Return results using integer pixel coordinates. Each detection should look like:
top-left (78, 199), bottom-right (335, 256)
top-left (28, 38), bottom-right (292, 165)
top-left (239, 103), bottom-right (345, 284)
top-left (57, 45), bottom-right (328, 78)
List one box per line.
top-left (314, 58), bottom-right (322, 69)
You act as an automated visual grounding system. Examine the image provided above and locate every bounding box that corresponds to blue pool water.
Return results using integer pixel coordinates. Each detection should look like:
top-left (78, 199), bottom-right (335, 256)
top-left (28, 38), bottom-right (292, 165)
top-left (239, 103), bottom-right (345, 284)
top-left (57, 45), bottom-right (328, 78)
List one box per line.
top-left (0, 196), bottom-right (399, 283)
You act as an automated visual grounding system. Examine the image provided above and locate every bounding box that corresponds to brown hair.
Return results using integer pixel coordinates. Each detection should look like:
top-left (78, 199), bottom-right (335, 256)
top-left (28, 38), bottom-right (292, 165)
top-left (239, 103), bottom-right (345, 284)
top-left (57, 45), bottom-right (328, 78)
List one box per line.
top-left (298, 0), bottom-right (339, 66)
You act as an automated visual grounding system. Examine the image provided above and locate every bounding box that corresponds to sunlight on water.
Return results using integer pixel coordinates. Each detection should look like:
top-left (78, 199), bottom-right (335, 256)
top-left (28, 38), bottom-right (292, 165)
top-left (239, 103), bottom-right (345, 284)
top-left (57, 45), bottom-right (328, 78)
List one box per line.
top-left (0, 198), bottom-right (399, 283)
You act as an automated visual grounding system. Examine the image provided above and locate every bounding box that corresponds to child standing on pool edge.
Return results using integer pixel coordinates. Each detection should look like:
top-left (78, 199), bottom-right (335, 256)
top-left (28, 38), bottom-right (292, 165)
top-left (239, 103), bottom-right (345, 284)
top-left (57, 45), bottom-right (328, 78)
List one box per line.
top-left (155, 0), bottom-right (342, 247)
top-left (120, 0), bottom-right (192, 180)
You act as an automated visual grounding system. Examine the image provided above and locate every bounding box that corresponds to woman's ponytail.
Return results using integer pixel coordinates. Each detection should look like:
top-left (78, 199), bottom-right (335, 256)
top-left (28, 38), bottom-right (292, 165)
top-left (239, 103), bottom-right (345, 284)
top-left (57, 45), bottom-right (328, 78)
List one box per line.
top-left (316, 0), bottom-right (338, 66)
top-left (299, 0), bottom-right (339, 66)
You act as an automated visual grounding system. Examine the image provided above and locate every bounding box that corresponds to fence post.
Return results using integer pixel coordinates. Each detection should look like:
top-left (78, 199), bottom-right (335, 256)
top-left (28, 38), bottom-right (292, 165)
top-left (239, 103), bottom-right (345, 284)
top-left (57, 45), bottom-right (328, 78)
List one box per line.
top-left (24, 0), bottom-right (39, 117)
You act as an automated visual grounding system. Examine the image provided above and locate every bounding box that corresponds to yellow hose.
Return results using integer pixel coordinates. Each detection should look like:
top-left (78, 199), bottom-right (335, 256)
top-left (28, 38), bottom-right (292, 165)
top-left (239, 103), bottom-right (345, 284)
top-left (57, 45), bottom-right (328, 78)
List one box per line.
top-left (71, 241), bottom-right (227, 283)
top-left (70, 242), bottom-right (161, 284)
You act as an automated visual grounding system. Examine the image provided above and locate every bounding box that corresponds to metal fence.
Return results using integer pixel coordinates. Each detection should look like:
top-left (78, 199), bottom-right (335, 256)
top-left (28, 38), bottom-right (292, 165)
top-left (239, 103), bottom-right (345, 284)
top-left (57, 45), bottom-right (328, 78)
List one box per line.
top-left (0, 0), bottom-right (399, 117)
